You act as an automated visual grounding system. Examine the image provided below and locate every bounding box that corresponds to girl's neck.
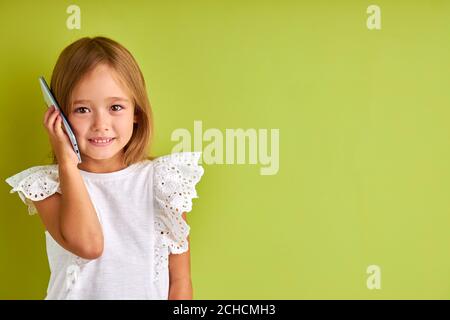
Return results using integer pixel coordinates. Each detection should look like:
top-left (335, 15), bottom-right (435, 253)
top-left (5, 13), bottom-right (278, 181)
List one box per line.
top-left (76, 152), bottom-right (127, 173)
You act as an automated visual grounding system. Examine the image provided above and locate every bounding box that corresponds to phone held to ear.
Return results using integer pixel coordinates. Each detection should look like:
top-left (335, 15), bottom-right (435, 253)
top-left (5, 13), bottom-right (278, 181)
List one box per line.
top-left (39, 76), bottom-right (82, 163)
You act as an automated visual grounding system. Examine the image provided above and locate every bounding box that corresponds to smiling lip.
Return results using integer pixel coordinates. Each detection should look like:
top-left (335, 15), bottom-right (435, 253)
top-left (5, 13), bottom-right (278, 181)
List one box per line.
top-left (88, 137), bottom-right (115, 146)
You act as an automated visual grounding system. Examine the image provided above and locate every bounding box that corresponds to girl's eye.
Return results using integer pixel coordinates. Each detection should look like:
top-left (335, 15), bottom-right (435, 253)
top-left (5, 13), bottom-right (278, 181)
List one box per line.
top-left (111, 104), bottom-right (124, 111)
top-left (74, 107), bottom-right (89, 113)
top-left (74, 105), bottom-right (124, 113)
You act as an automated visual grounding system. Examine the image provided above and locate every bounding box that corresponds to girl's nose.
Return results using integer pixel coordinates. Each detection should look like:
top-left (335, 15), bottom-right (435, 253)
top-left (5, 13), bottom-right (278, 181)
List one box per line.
top-left (92, 114), bottom-right (111, 131)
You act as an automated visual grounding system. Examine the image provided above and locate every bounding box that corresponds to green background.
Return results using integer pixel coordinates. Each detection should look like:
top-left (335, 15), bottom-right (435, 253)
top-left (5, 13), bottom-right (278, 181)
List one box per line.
top-left (1, 0), bottom-right (449, 299)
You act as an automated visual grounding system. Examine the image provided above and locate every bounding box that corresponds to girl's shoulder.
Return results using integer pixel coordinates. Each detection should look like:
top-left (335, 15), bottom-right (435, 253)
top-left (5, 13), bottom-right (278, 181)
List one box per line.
top-left (5, 164), bottom-right (60, 215)
top-left (152, 151), bottom-right (203, 167)
top-left (152, 152), bottom-right (204, 201)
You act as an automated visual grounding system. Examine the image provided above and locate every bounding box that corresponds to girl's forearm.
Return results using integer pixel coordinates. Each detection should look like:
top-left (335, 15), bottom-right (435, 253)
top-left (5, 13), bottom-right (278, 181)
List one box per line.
top-left (59, 163), bottom-right (104, 259)
top-left (168, 279), bottom-right (193, 300)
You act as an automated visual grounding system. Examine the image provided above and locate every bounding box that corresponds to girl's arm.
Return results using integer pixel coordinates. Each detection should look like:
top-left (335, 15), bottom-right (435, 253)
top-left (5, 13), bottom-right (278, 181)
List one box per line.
top-left (168, 212), bottom-right (193, 300)
top-left (33, 105), bottom-right (104, 259)
top-left (58, 162), bottom-right (104, 258)
top-left (33, 163), bottom-right (104, 260)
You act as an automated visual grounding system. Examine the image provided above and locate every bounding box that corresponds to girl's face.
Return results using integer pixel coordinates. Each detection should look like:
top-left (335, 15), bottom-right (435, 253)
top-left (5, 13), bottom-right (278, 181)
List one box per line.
top-left (68, 63), bottom-right (137, 171)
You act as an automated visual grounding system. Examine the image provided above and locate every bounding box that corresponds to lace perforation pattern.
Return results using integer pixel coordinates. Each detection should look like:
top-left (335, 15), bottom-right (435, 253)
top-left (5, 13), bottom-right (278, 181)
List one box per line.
top-left (5, 165), bottom-right (60, 215)
top-left (152, 152), bottom-right (204, 283)
top-left (65, 255), bottom-right (91, 294)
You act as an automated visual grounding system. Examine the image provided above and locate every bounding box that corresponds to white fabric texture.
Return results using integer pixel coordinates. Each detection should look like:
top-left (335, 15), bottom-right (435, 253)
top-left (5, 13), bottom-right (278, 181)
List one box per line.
top-left (5, 152), bottom-right (204, 300)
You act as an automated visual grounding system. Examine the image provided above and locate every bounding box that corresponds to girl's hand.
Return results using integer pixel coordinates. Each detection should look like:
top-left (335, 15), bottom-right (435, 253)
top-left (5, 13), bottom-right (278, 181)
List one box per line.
top-left (43, 105), bottom-right (79, 168)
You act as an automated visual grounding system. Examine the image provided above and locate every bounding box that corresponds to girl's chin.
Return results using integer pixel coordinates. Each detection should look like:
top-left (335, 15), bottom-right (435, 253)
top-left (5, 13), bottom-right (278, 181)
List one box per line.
top-left (84, 152), bottom-right (116, 158)
top-left (79, 149), bottom-right (119, 161)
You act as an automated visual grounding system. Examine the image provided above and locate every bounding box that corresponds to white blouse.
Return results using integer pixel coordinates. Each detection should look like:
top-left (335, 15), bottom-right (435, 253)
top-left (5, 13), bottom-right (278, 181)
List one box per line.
top-left (5, 152), bottom-right (204, 300)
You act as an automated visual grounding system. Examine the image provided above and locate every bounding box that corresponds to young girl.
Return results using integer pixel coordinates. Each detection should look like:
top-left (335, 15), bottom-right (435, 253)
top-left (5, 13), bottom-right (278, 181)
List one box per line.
top-left (5, 36), bottom-right (204, 300)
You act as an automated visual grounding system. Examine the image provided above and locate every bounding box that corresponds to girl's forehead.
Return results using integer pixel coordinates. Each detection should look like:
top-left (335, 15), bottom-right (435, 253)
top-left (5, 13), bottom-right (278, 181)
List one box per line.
top-left (71, 65), bottom-right (132, 102)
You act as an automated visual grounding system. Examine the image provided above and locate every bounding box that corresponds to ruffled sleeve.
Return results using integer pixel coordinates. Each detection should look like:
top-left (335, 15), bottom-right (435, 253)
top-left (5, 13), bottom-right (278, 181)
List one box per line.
top-left (153, 152), bottom-right (204, 255)
top-left (5, 165), bottom-right (61, 215)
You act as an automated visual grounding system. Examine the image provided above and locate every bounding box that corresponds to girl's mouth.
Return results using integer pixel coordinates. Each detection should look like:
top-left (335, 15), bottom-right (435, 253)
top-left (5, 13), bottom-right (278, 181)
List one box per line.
top-left (88, 138), bottom-right (115, 147)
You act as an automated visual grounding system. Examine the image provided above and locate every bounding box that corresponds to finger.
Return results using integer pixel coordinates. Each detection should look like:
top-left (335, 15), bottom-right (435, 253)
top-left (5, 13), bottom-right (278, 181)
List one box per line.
top-left (48, 109), bottom-right (60, 136)
top-left (56, 114), bottom-right (68, 140)
top-left (44, 106), bottom-right (56, 126)
top-left (46, 108), bottom-right (59, 133)
top-left (53, 113), bottom-right (63, 136)
top-left (61, 121), bottom-right (67, 134)
top-left (45, 108), bottom-right (56, 130)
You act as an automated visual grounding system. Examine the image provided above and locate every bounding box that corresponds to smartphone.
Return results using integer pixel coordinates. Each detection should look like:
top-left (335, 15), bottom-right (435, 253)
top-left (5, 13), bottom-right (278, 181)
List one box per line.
top-left (38, 76), bottom-right (82, 163)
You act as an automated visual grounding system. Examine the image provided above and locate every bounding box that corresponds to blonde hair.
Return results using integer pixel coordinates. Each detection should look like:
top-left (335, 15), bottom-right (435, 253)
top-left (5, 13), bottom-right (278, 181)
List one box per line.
top-left (49, 36), bottom-right (154, 165)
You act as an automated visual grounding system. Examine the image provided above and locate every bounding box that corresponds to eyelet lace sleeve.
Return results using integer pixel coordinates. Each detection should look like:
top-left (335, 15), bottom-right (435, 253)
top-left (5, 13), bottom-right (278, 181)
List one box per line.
top-left (152, 152), bottom-right (204, 282)
top-left (5, 165), bottom-right (60, 215)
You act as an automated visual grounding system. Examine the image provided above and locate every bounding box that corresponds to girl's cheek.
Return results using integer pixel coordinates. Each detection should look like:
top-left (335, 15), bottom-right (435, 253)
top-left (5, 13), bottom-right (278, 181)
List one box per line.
top-left (68, 118), bottom-right (84, 135)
